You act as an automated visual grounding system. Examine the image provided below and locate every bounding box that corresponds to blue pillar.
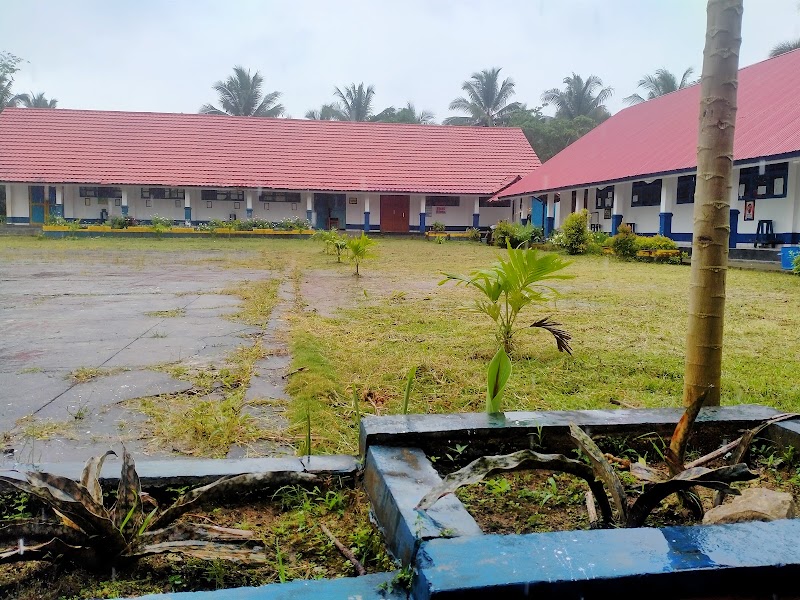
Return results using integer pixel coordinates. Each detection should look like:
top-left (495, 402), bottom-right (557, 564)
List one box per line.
top-left (729, 209), bottom-right (740, 249)
top-left (611, 214), bottom-right (623, 235)
top-left (472, 213), bottom-right (480, 228)
top-left (306, 209), bottom-right (313, 223)
top-left (121, 205), bottom-right (129, 216)
top-left (419, 212), bottom-right (426, 233)
top-left (246, 208), bottom-right (253, 219)
top-left (658, 212), bottom-right (673, 238)
top-left (51, 204), bottom-right (64, 218)
top-left (364, 211), bottom-right (370, 233)
top-left (545, 216), bottom-right (555, 238)
top-left (184, 206), bottom-right (192, 222)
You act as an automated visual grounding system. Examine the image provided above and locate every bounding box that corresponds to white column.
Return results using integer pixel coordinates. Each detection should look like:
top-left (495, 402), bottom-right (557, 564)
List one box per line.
top-left (363, 195), bottom-right (370, 232)
top-left (660, 177), bottom-right (676, 214)
top-left (306, 193), bottom-right (314, 225)
top-left (184, 189), bottom-right (192, 225)
top-left (246, 190), bottom-right (254, 219)
top-left (789, 161), bottom-right (800, 238)
top-left (121, 188), bottom-right (129, 217)
top-left (586, 186), bottom-right (596, 229)
top-left (612, 182), bottom-right (630, 234)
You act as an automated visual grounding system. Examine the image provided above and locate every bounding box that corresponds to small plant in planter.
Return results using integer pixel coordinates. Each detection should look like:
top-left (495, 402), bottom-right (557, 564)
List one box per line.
top-left (0, 448), bottom-right (317, 569)
top-left (431, 221), bottom-right (446, 233)
top-left (150, 214), bottom-right (173, 237)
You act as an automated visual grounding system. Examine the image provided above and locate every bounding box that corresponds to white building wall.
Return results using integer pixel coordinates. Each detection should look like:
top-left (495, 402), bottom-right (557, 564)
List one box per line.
top-left (8, 184), bottom-right (30, 221)
top-left (425, 196), bottom-right (473, 230)
top-left (628, 203), bottom-right (661, 234)
top-left (480, 203), bottom-right (514, 228)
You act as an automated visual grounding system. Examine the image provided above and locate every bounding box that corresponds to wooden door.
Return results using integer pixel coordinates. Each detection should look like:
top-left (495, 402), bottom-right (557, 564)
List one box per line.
top-left (380, 195), bottom-right (410, 233)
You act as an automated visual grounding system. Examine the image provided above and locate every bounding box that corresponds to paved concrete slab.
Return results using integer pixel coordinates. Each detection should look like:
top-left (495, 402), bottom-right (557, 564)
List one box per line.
top-left (0, 254), bottom-right (291, 461)
top-left (35, 370), bottom-right (193, 421)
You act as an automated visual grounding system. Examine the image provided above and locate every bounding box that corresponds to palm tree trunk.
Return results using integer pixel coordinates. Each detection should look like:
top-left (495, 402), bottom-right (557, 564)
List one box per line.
top-left (683, 0), bottom-right (743, 407)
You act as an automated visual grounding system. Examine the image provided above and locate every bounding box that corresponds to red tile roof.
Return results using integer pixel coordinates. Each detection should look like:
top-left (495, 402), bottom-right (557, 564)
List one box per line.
top-left (501, 48), bottom-right (800, 197)
top-left (0, 109), bottom-right (539, 195)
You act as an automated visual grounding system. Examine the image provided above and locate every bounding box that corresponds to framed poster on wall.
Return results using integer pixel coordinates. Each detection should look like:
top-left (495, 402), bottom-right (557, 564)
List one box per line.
top-left (744, 200), bottom-right (755, 221)
top-left (603, 207), bottom-right (612, 220)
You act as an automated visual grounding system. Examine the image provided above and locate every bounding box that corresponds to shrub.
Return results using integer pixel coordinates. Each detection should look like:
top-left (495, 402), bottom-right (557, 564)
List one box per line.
top-left (561, 210), bottom-right (590, 255)
top-left (150, 214), bottom-right (173, 229)
top-left (46, 215), bottom-right (69, 226)
top-left (208, 218), bottom-right (227, 229)
top-left (465, 227), bottom-right (482, 242)
top-left (793, 253), bottom-right (800, 275)
top-left (494, 221), bottom-right (541, 248)
top-left (275, 216), bottom-right (312, 231)
top-left (586, 230), bottom-right (610, 254)
top-left (610, 224), bottom-right (638, 259)
top-left (431, 221), bottom-right (446, 232)
top-left (635, 234), bottom-right (678, 251)
top-left (250, 218), bottom-right (271, 229)
top-left (109, 215), bottom-right (126, 230)
top-left (232, 219), bottom-right (254, 231)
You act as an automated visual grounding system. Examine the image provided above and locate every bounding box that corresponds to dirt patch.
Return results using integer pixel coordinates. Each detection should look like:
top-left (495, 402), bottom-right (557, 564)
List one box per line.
top-left (300, 267), bottom-right (439, 317)
top-left (0, 483), bottom-right (393, 600)
top-left (452, 449), bottom-right (800, 535)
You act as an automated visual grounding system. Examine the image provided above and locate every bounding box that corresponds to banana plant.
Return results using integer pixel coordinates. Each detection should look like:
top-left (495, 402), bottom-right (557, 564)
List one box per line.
top-left (440, 244), bottom-right (573, 355)
top-left (0, 448), bottom-right (317, 569)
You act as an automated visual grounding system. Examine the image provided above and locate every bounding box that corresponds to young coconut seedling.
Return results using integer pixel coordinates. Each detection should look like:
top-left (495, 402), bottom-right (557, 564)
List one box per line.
top-left (0, 448), bottom-right (317, 569)
top-left (440, 244), bottom-right (573, 355)
top-left (347, 233), bottom-right (376, 276)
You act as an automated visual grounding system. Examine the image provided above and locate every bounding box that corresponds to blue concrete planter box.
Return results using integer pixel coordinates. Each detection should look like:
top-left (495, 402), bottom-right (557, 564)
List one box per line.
top-left (361, 405), bottom-right (800, 599)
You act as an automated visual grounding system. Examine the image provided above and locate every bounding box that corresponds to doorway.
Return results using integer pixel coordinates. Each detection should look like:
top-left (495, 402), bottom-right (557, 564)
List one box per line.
top-left (314, 193), bottom-right (346, 230)
top-left (30, 186), bottom-right (55, 224)
top-left (379, 195), bottom-right (410, 233)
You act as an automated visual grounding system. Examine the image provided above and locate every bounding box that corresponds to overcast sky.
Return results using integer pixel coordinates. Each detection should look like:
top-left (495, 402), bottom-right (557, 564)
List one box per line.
top-left (2, 0), bottom-right (799, 120)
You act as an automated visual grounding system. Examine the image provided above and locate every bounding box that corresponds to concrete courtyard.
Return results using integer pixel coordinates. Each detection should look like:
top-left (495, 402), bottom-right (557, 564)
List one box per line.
top-left (0, 247), bottom-right (290, 465)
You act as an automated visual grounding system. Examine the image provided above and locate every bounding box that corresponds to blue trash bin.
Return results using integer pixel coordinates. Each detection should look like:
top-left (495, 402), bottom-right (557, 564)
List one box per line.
top-left (781, 246), bottom-right (800, 270)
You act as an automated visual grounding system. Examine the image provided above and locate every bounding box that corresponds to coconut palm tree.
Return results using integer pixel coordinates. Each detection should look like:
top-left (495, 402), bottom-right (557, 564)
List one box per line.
top-left (0, 76), bottom-right (19, 110)
top-left (541, 74), bottom-right (613, 121)
top-left (372, 102), bottom-right (435, 124)
top-left (444, 68), bottom-right (522, 126)
top-left (305, 103), bottom-right (339, 120)
top-left (330, 83), bottom-right (375, 121)
top-left (769, 38), bottom-right (800, 58)
top-left (17, 92), bottom-right (58, 108)
top-left (623, 68), bottom-right (696, 105)
top-left (199, 66), bottom-right (284, 117)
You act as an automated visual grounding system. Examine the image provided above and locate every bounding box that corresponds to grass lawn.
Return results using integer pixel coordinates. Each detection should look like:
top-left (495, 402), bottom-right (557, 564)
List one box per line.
top-left (3, 235), bottom-right (799, 456)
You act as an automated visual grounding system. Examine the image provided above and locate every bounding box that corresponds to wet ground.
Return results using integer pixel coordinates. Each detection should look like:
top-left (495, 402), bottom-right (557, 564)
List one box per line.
top-left (0, 257), bottom-right (292, 464)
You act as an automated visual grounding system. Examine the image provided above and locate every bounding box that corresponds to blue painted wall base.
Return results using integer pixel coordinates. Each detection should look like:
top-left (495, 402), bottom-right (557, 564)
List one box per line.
top-left (419, 212), bottom-right (426, 233)
top-left (184, 206), bottom-right (192, 222)
top-left (730, 208), bottom-right (740, 248)
top-left (246, 208), bottom-right (253, 219)
top-left (472, 213), bottom-right (479, 228)
top-left (306, 209), bottom-right (313, 223)
top-left (363, 211), bottom-right (370, 232)
top-left (51, 204), bottom-right (64, 218)
top-left (611, 214), bottom-right (623, 235)
top-left (658, 211), bottom-right (673, 237)
top-left (121, 205), bottom-right (129, 216)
